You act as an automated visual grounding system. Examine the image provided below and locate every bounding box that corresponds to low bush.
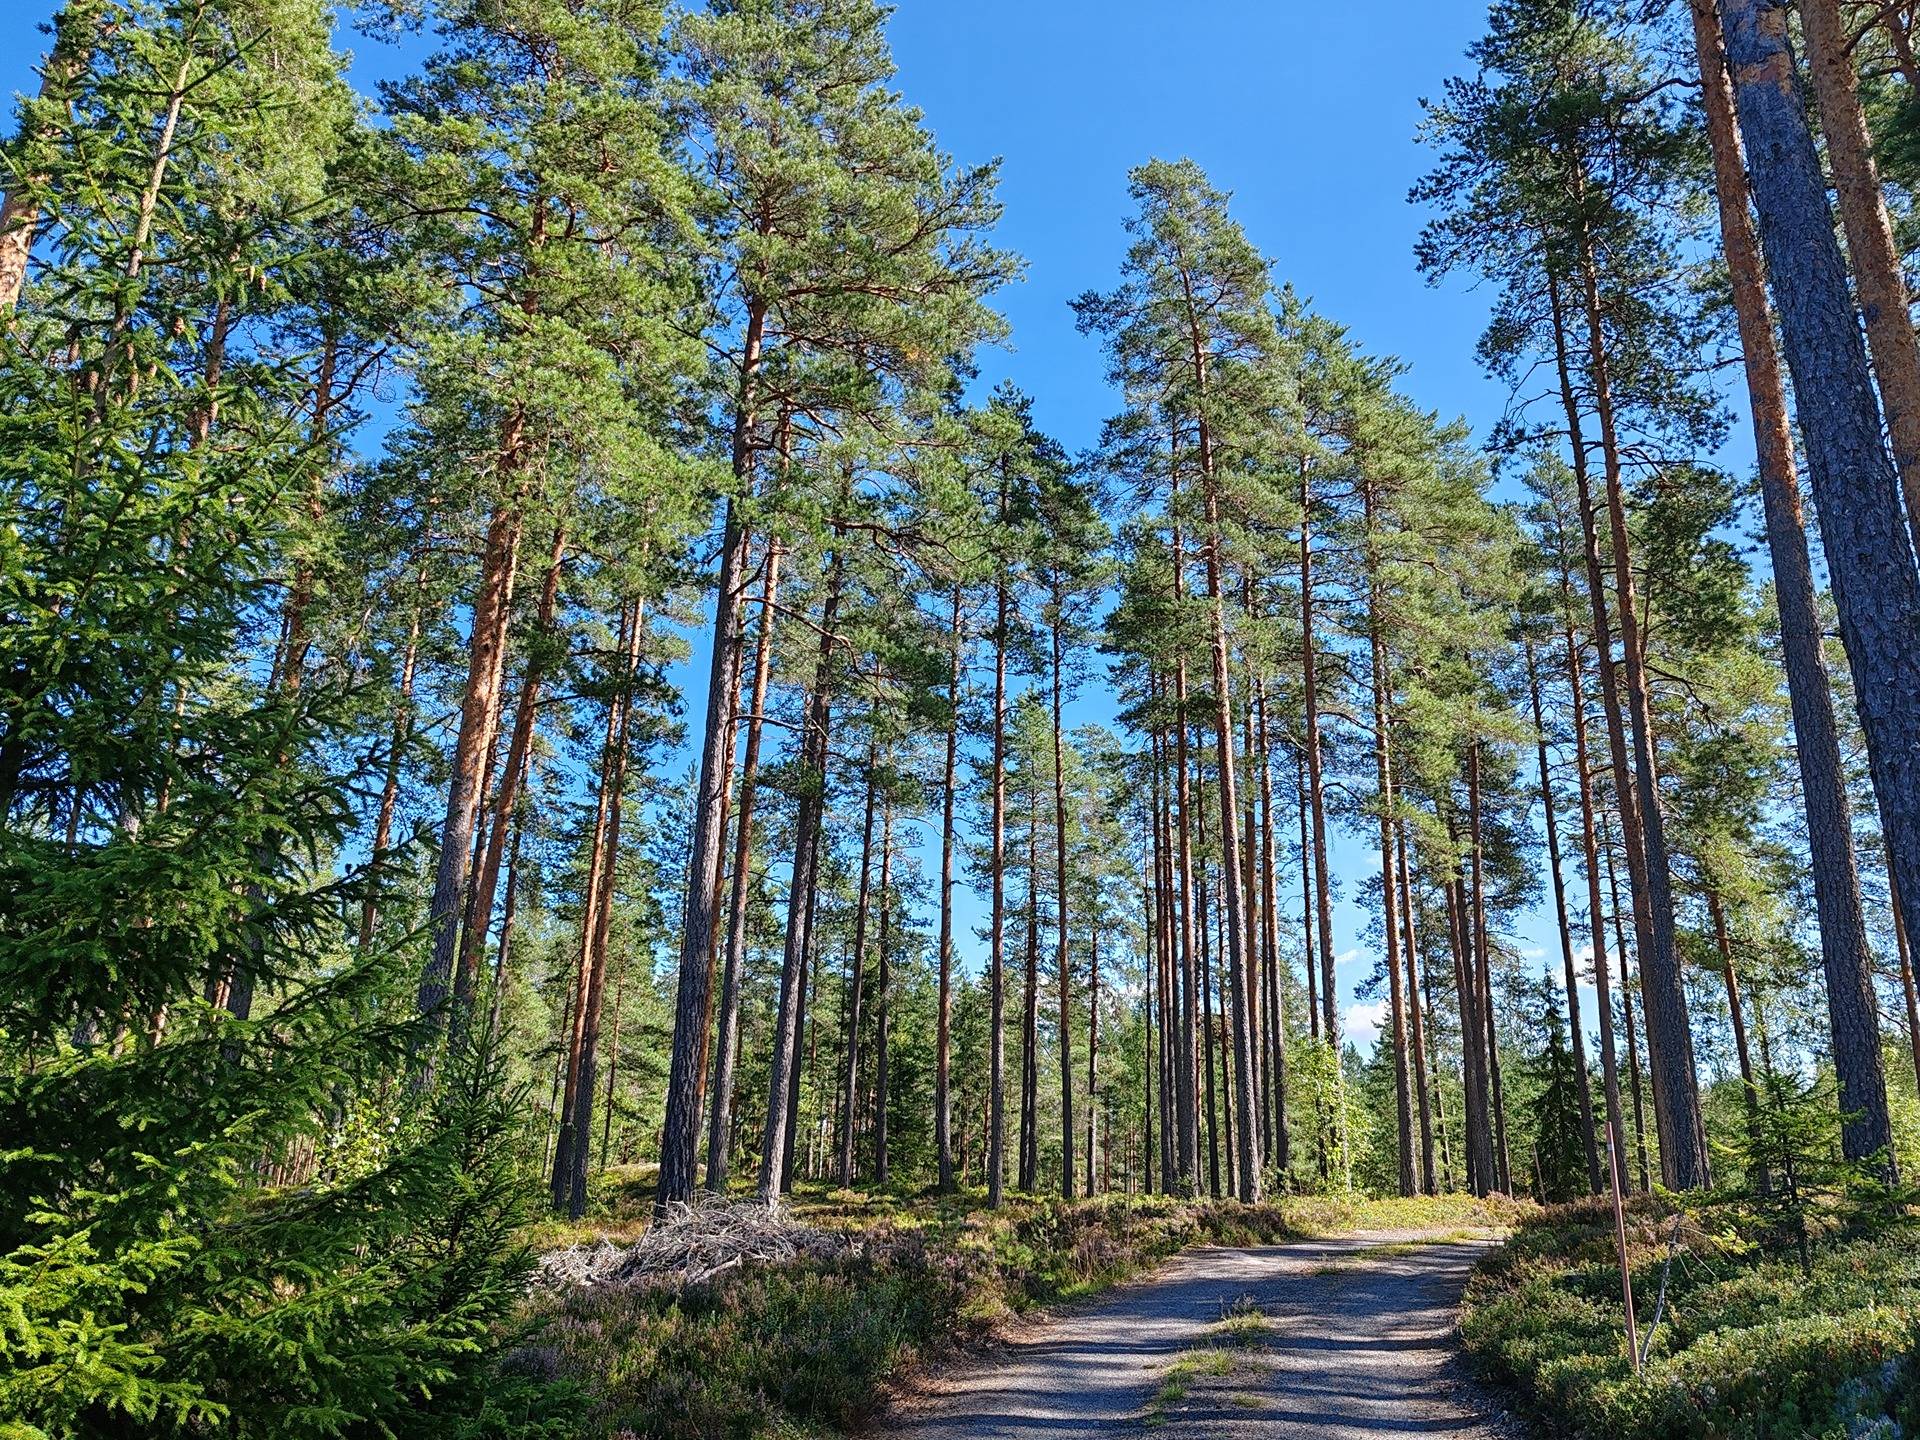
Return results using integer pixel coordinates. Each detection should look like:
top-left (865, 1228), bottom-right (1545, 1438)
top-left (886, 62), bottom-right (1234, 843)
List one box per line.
top-left (1461, 1196), bottom-right (1920, 1440)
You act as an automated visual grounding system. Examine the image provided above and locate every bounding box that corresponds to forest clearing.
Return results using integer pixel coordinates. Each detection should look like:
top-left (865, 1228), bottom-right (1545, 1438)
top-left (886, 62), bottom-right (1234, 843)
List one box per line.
top-left (6, 0), bottom-right (1920, 1436)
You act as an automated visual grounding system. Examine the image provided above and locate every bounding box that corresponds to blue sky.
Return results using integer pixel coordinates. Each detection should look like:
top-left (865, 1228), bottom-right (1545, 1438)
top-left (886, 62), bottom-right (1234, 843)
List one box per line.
top-left (3, 1), bottom-right (1741, 1056)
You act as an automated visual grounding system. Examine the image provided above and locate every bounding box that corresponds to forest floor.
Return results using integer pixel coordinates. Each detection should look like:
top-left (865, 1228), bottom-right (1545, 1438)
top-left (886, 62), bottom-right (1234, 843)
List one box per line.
top-left (875, 1228), bottom-right (1521, 1439)
top-left (521, 1175), bottom-right (1523, 1438)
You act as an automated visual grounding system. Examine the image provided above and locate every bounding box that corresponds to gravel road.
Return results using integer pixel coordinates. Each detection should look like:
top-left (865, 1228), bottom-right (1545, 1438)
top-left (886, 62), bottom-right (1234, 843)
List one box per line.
top-left (877, 1229), bottom-right (1510, 1439)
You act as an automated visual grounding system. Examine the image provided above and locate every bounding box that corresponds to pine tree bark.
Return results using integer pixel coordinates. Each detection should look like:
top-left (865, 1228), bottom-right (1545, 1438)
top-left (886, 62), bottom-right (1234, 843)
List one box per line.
top-left (566, 609), bottom-right (645, 1218)
top-left (1723, 0), bottom-right (1920, 1180)
top-left (935, 581), bottom-right (965, 1192)
top-left (659, 298), bottom-right (766, 1206)
top-left (1298, 757), bottom-right (1320, 1041)
top-left (874, 795), bottom-right (894, 1186)
top-left (1799, 0), bottom-right (1920, 559)
top-left (1445, 868), bottom-right (1486, 1195)
top-left (836, 741), bottom-right (880, 1188)
top-left (458, 522), bottom-right (566, 1007)
top-left (1299, 459), bottom-right (1338, 1042)
top-left (358, 546), bottom-right (428, 951)
top-left (1469, 744), bottom-right (1515, 1193)
top-left (1143, 862), bottom-right (1158, 1193)
top-left (1565, 619), bottom-right (1634, 1200)
top-left (551, 599), bottom-right (639, 1208)
top-left (1544, 262), bottom-right (1692, 1187)
top-left (1603, 811), bottom-right (1654, 1191)
top-left (598, 952), bottom-right (630, 1168)
top-left (1085, 925), bottom-right (1099, 1195)
top-left (1239, 613), bottom-right (1266, 1168)
top-left (1398, 824), bottom-right (1435, 1194)
top-left (419, 444), bottom-right (527, 1038)
top-left (1707, 888), bottom-right (1765, 1181)
top-left (1691, 0), bottom-right (1896, 1174)
top-left (1019, 770), bottom-right (1041, 1194)
top-left (1364, 475), bottom-right (1415, 1197)
top-left (485, 753), bottom-right (530, 1045)
top-left (1170, 520), bottom-right (1204, 1197)
top-left (987, 485), bottom-right (1012, 1208)
top-left (1257, 680), bottom-right (1290, 1174)
top-left (1196, 806), bottom-right (1221, 1196)
top-left (1895, 866), bottom-right (1920, 1090)
top-left (1051, 608), bottom-right (1076, 1198)
top-left (705, 539), bottom-right (781, 1192)
top-left (1196, 470), bottom-right (1260, 1202)
top-left (1151, 713), bottom-right (1180, 1188)
top-left (1571, 213), bottom-right (1709, 1189)
top-left (1527, 641), bottom-right (1601, 1192)
top-left (757, 536), bottom-right (846, 1203)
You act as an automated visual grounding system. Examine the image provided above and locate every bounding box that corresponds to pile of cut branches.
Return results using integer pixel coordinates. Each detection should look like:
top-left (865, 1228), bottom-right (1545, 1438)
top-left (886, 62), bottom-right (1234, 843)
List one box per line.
top-left (531, 1198), bottom-right (852, 1292)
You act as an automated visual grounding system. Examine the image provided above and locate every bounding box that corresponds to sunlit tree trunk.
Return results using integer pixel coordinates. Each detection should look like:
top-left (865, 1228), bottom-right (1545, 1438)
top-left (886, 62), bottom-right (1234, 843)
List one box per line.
top-left (758, 535), bottom-right (846, 1204)
top-left (934, 580), bottom-right (964, 1192)
top-left (1051, 607), bottom-right (1075, 1198)
top-left (706, 538), bottom-right (782, 1192)
top-left (836, 740), bottom-right (880, 1188)
top-left (1799, 0), bottom-right (1920, 558)
top-left (1299, 459), bottom-right (1337, 1042)
top-left (1722, 0), bottom-right (1920, 1181)
top-left (1527, 641), bottom-right (1601, 1192)
top-left (659, 300), bottom-right (765, 1207)
top-left (1691, 0), bottom-right (1896, 1174)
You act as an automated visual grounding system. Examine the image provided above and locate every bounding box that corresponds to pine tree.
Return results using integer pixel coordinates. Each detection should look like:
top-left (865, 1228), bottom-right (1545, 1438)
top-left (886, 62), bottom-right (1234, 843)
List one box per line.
top-left (655, 0), bottom-right (1013, 1208)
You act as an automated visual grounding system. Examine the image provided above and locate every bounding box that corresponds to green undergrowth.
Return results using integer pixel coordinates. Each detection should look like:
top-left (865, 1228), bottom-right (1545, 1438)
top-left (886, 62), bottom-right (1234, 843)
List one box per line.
top-left (1460, 1195), bottom-right (1920, 1440)
top-left (521, 1186), bottom-right (1513, 1439)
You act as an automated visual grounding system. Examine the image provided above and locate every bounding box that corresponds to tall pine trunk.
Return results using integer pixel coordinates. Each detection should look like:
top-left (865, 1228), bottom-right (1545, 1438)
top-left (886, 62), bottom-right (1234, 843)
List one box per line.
top-left (1257, 678), bottom-right (1290, 1174)
top-left (1798, 0), bottom-right (1920, 558)
top-left (458, 522), bottom-right (566, 1008)
top-left (1019, 770), bottom-right (1041, 1194)
top-left (551, 598), bottom-right (639, 1208)
top-left (987, 488), bottom-right (1012, 1208)
top-left (1565, 618), bottom-right (1635, 1199)
top-left (757, 536), bottom-right (846, 1203)
top-left (659, 301), bottom-right (765, 1206)
top-left (565, 607), bottom-right (644, 1219)
top-left (1364, 475), bottom-right (1415, 1197)
top-left (935, 581), bottom-right (964, 1192)
top-left (874, 795), bottom-right (894, 1186)
top-left (1527, 641), bottom-right (1601, 1192)
top-left (1299, 459), bottom-right (1337, 1042)
top-left (836, 742), bottom-right (880, 1188)
top-left (1398, 824), bottom-right (1435, 1194)
top-left (419, 443), bottom-right (527, 1038)
top-left (1691, 0), bottom-right (1896, 1174)
top-left (1572, 216), bottom-right (1708, 1189)
top-left (1603, 811), bottom-right (1655, 1191)
top-left (1723, 0), bottom-right (1920, 1182)
top-left (705, 540), bottom-right (781, 1192)
top-left (1051, 606), bottom-right (1076, 1198)
top-left (1170, 515), bottom-right (1203, 1197)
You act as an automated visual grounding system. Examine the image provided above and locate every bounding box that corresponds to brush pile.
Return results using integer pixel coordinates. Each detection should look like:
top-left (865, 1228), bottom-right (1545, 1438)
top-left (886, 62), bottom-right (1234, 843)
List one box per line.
top-left (531, 1198), bottom-right (852, 1292)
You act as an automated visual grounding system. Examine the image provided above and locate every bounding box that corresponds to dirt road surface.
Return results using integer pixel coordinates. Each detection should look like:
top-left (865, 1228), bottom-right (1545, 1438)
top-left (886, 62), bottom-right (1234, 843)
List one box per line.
top-left (878, 1229), bottom-right (1512, 1439)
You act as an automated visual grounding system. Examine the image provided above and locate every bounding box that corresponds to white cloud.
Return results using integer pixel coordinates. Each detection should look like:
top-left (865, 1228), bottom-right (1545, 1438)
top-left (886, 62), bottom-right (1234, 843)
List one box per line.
top-left (1333, 947), bottom-right (1362, 970)
top-left (1345, 1000), bottom-right (1390, 1045)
